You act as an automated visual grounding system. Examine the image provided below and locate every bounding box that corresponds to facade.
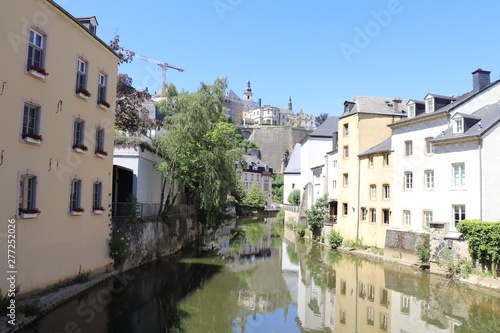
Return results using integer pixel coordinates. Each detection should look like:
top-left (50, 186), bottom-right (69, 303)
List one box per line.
top-left (389, 69), bottom-right (500, 233)
top-left (283, 143), bottom-right (302, 205)
top-left (336, 97), bottom-right (406, 244)
top-left (235, 155), bottom-right (274, 207)
top-left (0, 0), bottom-right (119, 293)
top-left (224, 81), bottom-right (259, 126)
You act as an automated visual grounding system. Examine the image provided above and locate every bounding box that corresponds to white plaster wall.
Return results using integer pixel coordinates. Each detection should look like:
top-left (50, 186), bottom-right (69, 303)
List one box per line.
top-left (326, 152), bottom-right (338, 201)
top-left (480, 121), bottom-right (500, 222)
top-left (283, 173), bottom-right (301, 204)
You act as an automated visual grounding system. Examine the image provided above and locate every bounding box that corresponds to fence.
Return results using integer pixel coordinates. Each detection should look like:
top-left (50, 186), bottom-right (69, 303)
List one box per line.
top-left (111, 202), bottom-right (197, 219)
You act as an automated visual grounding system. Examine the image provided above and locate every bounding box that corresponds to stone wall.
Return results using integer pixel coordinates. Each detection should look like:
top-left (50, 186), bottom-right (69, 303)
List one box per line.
top-left (112, 206), bottom-right (200, 270)
top-left (384, 229), bottom-right (427, 263)
top-left (429, 222), bottom-right (470, 261)
top-left (245, 126), bottom-right (311, 172)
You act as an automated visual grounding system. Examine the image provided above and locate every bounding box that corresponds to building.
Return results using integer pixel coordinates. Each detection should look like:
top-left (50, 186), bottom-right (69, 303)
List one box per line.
top-left (336, 97), bottom-right (407, 244)
top-left (0, 0), bottom-right (119, 293)
top-left (389, 69), bottom-right (500, 233)
top-left (224, 81), bottom-right (260, 125)
top-left (235, 155), bottom-right (274, 207)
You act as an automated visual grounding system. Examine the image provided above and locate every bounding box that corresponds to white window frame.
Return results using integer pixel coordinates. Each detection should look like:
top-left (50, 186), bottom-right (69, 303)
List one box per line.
top-left (95, 127), bottom-right (105, 153)
top-left (97, 72), bottom-right (107, 103)
top-left (425, 98), bottom-right (434, 113)
top-left (343, 145), bottom-right (349, 159)
top-left (27, 29), bottom-right (44, 70)
top-left (18, 172), bottom-right (38, 215)
top-left (425, 170), bottom-right (434, 189)
top-left (92, 181), bottom-right (102, 210)
top-left (343, 203), bottom-right (348, 216)
top-left (454, 118), bottom-right (464, 134)
top-left (453, 205), bottom-right (466, 228)
top-left (73, 118), bottom-right (85, 147)
top-left (369, 156), bottom-right (374, 168)
top-left (404, 172), bottom-right (413, 190)
top-left (425, 137), bottom-right (434, 154)
top-left (408, 104), bottom-right (416, 118)
top-left (370, 208), bottom-right (376, 223)
top-left (69, 177), bottom-right (83, 212)
top-left (76, 58), bottom-right (87, 91)
top-left (383, 184), bottom-right (390, 200)
top-left (361, 207), bottom-right (367, 221)
top-left (405, 140), bottom-right (413, 156)
top-left (404, 210), bottom-right (411, 226)
top-left (370, 185), bottom-right (377, 200)
top-left (423, 210), bottom-right (433, 228)
top-left (343, 173), bottom-right (348, 187)
top-left (383, 153), bottom-right (389, 166)
top-left (452, 163), bottom-right (465, 187)
top-left (343, 123), bottom-right (349, 136)
top-left (22, 103), bottom-right (41, 138)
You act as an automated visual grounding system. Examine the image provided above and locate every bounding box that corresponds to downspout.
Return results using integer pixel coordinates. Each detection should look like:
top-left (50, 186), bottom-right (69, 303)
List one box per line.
top-left (356, 155), bottom-right (361, 241)
top-left (479, 138), bottom-right (483, 221)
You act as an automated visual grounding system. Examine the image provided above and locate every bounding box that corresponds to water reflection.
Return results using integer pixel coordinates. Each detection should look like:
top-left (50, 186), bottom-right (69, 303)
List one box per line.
top-left (19, 219), bottom-right (500, 333)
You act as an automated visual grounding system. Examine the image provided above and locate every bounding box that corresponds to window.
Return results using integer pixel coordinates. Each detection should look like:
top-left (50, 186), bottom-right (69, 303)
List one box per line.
top-left (257, 175), bottom-right (260, 181)
top-left (95, 127), bottom-right (104, 154)
top-left (424, 210), bottom-right (433, 227)
top-left (343, 145), bottom-right (349, 159)
top-left (22, 104), bottom-right (41, 140)
top-left (92, 181), bottom-right (102, 210)
top-left (368, 285), bottom-right (375, 301)
top-left (369, 156), bottom-right (374, 168)
top-left (426, 98), bottom-right (434, 113)
top-left (343, 173), bottom-right (348, 187)
top-left (405, 140), bottom-right (413, 156)
top-left (359, 282), bottom-right (366, 298)
top-left (340, 310), bottom-right (346, 325)
top-left (367, 309), bottom-right (374, 325)
top-left (408, 104), bottom-right (416, 118)
top-left (76, 59), bottom-right (87, 91)
top-left (341, 280), bottom-right (346, 295)
top-left (452, 163), bottom-right (465, 187)
top-left (380, 314), bottom-right (388, 330)
top-left (425, 137), bottom-right (434, 154)
top-left (404, 172), bottom-right (413, 190)
top-left (73, 118), bottom-right (85, 149)
top-left (401, 295), bottom-right (410, 314)
top-left (342, 203), bottom-right (348, 216)
top-left (70, 178), bottom-right (82, 212)
top-left (370, 209), bottom-right (376, 223)
top-left (425, 170), bottom-right (434, 189)
top-left (382, 209), bottom-right (390, 224)
top-left (383, 153), bottom-right (389, 166)
top-left (453, 205), bottom-right (466, 227)
top-left (380, 289), bottom-right (389, 306)
top-left (361, 208), bottom-right (367, 221)
top-left (332, 180), bottom-right (336, 189)
top-left (454, 118), bottom-right (464, 134)
top-left (97, 73), bottom-right (107, 103)
top-left (27, 29), bottom-right (44, 70)
top-left (404, 210), bottom-right (411, 226)
top-left (19, 174), bottom-right (38, 214)
top-left (383, 184), bottom-right (390, 199)
top-left (343, 123), bottom-right (349, 136)
top-left (370, 185), bottom-right (376, 200)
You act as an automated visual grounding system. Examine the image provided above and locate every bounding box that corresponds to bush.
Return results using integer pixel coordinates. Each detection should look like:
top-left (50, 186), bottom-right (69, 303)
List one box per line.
top-left (328, 229), bottom-right (343, 249)
top-left (415, 233), bottom-right (431, 265)
top-left (288, 189), bottom-right (301, 206)
top-left (306, 194), bottom-right (328, 232)
top-left (276, 207), bottom-right (285, 221)
top-left (296, 221), bottom-right (307, 237)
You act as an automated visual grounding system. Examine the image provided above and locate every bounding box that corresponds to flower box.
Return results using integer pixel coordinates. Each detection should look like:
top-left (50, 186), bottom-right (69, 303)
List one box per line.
top-left (29, 69), bottom-right (46, 79)
top-left (24, 136), bottom-right (42, 144)
top-left (73, 144), bottom-right (88, 153)
top-left (71, 211), bottom-right (83, 216)
top-left (95, 153), bottom-right (106, 158)
top-left (74, 147), bottom-right (84, 153)
top-left (97, 101), bottom-right (111, 109)
top-left (20, 213), bottom-right (38, 219)
top-left (77, 92), bottom-right (89, 99)
top-left (95, 149), bottom-right (107, 158)
top-left (76, 88), bottom-right (91, 98)
top-left (93, 210), bottom-right (104, 215)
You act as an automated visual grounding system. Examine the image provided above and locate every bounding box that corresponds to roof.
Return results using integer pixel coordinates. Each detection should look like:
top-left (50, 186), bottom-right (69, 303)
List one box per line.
top-left (359, 137), bottom-right (392, 156)
top-left (340, 96), bottom-right (408, 119)
top-left (310, 116), bottom-right (339, 137)
top-left (389, 79), bottom-right (500, 128)
top-left (432, 103), bottom-right (500, 144)
top-left (284, 143), bottom-right (301, 174)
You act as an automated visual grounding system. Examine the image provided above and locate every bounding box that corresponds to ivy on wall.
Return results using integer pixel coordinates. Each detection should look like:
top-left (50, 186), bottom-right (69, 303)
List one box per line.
top-left (457, 219), bottom-right (500, 265)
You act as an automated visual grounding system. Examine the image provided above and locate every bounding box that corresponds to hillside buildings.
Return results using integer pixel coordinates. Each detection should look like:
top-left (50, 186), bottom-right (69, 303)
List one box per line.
top-left (235, 155), bottom-right (274, 208)
top-left (0, 0), bottom-right (119, 293)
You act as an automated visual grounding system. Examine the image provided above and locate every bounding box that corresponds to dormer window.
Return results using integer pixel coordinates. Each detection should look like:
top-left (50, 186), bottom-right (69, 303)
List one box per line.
top-left (454, 118), bottom-right (464, 134)
top-left (408, 104), bottom-right (416, 118)
top-left (76, 17), bottom-right (98, 34)
top-left (425, 98), bottom-right (434, 113)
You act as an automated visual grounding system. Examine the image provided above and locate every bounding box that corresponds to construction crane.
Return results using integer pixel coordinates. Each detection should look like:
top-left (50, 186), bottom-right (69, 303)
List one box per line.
top-left (133, 54), bottom-right (184, 93)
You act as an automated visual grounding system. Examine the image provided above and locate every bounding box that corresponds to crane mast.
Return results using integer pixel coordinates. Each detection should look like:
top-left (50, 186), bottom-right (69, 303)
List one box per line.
top-left (133, 54), bottom-right (184, 93)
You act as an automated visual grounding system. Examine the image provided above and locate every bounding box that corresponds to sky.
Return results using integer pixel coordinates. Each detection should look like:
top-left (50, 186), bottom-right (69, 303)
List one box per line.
top-left (56, 0), bottom-right (500, 117)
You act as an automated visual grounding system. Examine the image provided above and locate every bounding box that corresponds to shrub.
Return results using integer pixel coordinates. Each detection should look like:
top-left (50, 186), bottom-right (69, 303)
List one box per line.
top-left (109, 234), bottom-right (129, 265)
top-left (296, 221), bottom-right (307, 237)
top-left (276, 207), bottom-right (285, 221)
top-left (288, 189), bottom-right (301, 206)
top-left (306, 194), bottom-right (328, 232)
top-left (415, 233), bottom-right (431, 265)
top-left (328, 229), bottom-right (343, 249)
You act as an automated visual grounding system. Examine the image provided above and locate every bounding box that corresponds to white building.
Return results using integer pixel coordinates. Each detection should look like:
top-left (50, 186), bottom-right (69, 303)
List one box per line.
top-left (389, 69), bottom-right (500, 232)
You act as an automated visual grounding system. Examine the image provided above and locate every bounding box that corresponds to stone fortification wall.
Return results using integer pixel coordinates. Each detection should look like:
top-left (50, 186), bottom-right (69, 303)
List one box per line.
top-left (245, 126), bottom-right (311, 172)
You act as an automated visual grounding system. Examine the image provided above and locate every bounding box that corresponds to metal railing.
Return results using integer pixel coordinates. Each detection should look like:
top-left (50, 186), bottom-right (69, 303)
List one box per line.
top-left (111, 202), bottom-right (161, 218)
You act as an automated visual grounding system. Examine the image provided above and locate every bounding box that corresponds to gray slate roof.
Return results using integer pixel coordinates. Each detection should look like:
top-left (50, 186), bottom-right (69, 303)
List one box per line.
top-left (433, 103), bottom-right (500, 143)
top-left (358, 137), bottom-right (392, 156)
top-left (310, 116), bottom-right (339, 137)
top-left (284, 143), bottom-right (301, 174)
top-left (341, 96), bottom-right (408, 119)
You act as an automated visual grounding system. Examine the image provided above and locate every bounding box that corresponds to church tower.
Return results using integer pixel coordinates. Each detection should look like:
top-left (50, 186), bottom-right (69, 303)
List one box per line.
top-left (288, 96), bottom-right (293, 111)
top-left (243, 80), bottom-right (253, 101)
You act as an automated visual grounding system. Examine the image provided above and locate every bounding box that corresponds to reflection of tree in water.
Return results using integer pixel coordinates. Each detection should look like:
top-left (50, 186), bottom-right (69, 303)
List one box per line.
top-left (303, 243), bottom-right (336, 291)
top-left (270, 221), bottom-right (284, 248)
top-left (286, 242), bottom-right (299, 265)
top-left (229, 229), bottom-right (245, 257)
top-left (456, 304), bottom-right (500, 333)
top-left (243, 223), bottom-right (265, 246)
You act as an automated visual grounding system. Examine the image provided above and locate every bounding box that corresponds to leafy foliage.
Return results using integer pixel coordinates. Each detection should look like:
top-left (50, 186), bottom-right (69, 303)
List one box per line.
top-left (155, 78), bottom-right (243, 226)
top-left (287, 189), bottom-right (301, 205)
top-left (244, 183), bottom-right (266, 209)
top-left (415, 233), bottom-right (431, 264)
top-left (272, 173), bottom-right (284, 203)
top-left (306, 194), bottom-right (328, 231)
top-left (457, 219), bottom-right (500, 266)
top-left (315, 113), bottom-right (329, 127)
top-left (327, 229), bottom-right (343, 249)
top-left (295, 221), bottom-right (307, 237)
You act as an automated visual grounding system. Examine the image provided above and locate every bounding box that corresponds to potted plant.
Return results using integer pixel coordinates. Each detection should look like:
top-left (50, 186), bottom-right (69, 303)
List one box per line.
top-left (95, 149), bottom-right (108, 157)
top-left (19, 207), bottom-right (41, 218)
top-left (73, 143), bottom-right (88, 153)
top-left (28, 65), bottom-right (49, 78)
top-left (93, 206), bottom-right (105, 214)
top-left (97, 100), bottom-right (111, 109)
top-left (70, 207), bottom-right (85, 215)
top-left (22, 132), bottom-right (43, 143)
top-left (76, 88), bottom-right (92, 98)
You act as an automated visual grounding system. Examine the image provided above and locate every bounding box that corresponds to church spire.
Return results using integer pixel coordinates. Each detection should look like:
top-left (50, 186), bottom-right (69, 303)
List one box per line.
top-left (243, 80), bottom-right (253, 101)
top-left (288, 96), bottom-right (292, 111)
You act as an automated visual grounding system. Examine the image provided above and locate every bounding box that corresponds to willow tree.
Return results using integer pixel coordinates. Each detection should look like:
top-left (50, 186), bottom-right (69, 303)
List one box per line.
top-left (155, 78), bottom-right (243, 226)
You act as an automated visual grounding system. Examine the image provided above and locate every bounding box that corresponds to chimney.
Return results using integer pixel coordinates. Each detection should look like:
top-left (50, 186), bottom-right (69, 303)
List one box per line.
top-left (258, 98), bottom-right (261, 107)
top-left (392, 98), bottom-right (402, 111)
top-left (472, 69), bottom-right (491, 92)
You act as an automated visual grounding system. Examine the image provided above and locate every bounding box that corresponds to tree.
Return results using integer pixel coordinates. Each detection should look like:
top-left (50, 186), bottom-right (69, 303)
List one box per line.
top-left (272, 173), bottom-right (284, 203)
top-left (288, 189), bottom-right (301, 205)
top-left (244, 183), bottom-right (266, 209)
top-left (155, 78), bottom-right (243, 226)
top-left (306, 194), bottom-right (328, 232)
top-left (315, 113), bottom-right (329, 127)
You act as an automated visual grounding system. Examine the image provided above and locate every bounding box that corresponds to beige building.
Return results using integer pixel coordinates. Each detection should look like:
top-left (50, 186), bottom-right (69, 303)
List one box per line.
top-left (336, 97), bottom-right (406, 245)
top-left (0, 0), bottom-right (119, 293)
top-left (235, 155), bottom-right (274, 207)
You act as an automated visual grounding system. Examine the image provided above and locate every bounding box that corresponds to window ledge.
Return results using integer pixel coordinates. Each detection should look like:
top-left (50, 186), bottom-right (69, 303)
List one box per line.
top-left (70, 211), bottom-right (83, 216)
top-left (97, 103), bottom-right (110, 110)
top-left (22, 137), bottom-right (42, 144)
top-left (28, 70), bottom-right (46, 80)
top-left (73, 147), bottom-right (87, 153)
top-left (95, 153), bottom-right (106, 158)
top-left (19, 213), bottom-right (38, 219)
top-left (76, 93), bottom-right (89, 100)
top-left (92, 210), bottom-right (105, 215)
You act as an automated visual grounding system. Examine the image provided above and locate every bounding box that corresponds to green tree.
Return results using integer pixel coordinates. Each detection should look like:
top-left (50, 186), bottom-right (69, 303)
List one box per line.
top-left (155, 78), bottom-right (243, 226)
top-left (272, 173), bottom-right (284, 203)
top-left (306, 194), bottom-right (328, 232)
top-left (244, 183), bottom-right (266, 209)
top-left (288, 189), bottom-right (301, 205)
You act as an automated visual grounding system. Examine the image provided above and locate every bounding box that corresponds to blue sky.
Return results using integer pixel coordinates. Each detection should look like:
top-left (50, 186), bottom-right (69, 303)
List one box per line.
top-left (56, 0), bottom-right (500, 117)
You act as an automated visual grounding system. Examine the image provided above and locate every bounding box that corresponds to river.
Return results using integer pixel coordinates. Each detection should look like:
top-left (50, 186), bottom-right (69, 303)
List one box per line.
top-left (19, 217), bottom-right (500, 332)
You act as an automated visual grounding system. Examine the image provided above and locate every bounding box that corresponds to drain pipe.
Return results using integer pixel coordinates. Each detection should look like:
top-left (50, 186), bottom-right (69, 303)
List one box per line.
top-left (479, 138), bottom-right (483, 221)
top-left (356, 156), bottom-right (361, 241)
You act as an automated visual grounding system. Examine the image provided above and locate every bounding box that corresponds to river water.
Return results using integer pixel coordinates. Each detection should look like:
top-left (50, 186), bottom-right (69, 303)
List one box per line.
top-left (19, 218), bottom-right (500, 332)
